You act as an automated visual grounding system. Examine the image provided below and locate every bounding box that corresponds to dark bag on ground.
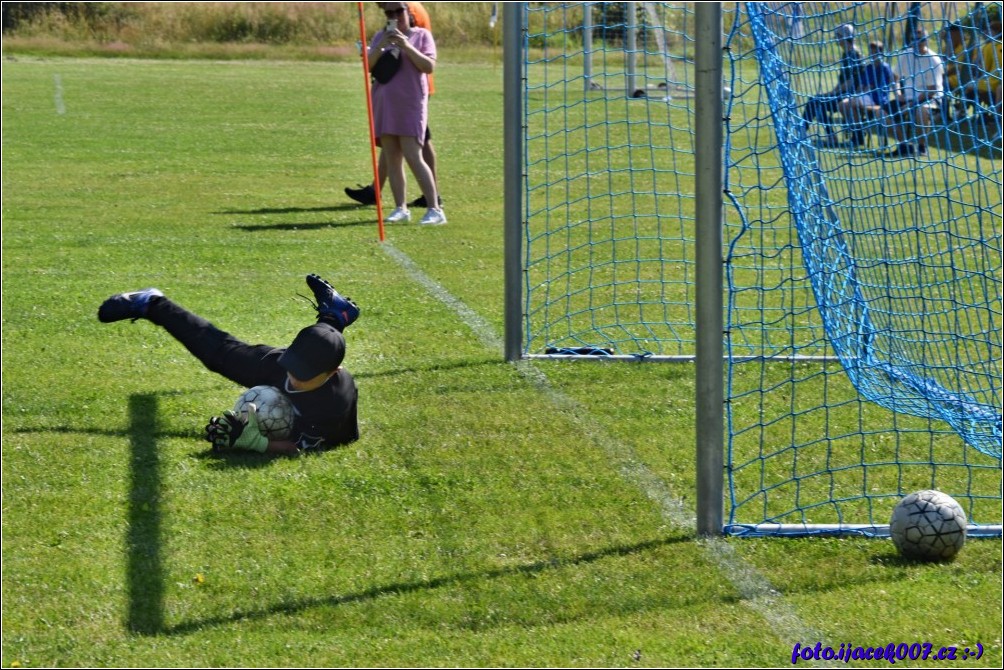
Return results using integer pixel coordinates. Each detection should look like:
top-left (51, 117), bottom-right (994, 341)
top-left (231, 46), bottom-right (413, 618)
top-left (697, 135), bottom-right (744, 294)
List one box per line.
top-left (372, 51), bottom-right (401, 84)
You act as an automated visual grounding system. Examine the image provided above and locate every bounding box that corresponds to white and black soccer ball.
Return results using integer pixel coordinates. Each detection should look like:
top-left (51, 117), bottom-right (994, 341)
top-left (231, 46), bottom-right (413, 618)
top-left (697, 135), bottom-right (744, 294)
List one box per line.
top-left (233, 385), bottom-right (295, 440)
top-left (889, 490), bottom-right (967, 561)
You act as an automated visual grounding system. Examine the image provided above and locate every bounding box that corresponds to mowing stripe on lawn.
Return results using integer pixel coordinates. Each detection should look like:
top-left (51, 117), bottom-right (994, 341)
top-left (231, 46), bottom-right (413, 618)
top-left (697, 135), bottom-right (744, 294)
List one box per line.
top-left (381, 240), bottom-right (827, 649)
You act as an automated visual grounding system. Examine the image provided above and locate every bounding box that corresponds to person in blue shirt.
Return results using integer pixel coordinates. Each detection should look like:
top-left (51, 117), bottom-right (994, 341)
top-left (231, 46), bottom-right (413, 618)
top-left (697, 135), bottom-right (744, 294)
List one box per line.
top-left (802, 23), bottom-right (864, 145)
top-left (838, 40), bottom-right (898, 147)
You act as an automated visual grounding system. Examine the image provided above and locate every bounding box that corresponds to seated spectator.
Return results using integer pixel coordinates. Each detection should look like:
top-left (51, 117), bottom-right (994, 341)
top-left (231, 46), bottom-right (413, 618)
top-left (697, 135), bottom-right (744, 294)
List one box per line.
top-left (802, 23), bottom-right (863, 145)
top-left (839, 40), bottom-right (897, 146)
top-left (942, 23), bottom-right (981, 115)
top-left (885, 28), bottom-right (945, 157)
top-left (975, 13), bottom-right (1002, 116)
top-left (943, 23), bottom-right (979, 93)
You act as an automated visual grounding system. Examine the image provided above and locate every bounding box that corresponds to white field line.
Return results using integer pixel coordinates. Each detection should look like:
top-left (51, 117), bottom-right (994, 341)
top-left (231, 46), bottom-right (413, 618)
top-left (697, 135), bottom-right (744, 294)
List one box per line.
top-left (382, 241), bottom-right (829, 654)
top-left (54, 74), bottom-right (66, 115)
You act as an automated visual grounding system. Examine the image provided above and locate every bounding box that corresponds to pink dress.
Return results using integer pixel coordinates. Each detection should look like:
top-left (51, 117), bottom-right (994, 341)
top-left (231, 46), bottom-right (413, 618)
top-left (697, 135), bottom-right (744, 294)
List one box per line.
top-left (369, 27), bottom-right (436, 143)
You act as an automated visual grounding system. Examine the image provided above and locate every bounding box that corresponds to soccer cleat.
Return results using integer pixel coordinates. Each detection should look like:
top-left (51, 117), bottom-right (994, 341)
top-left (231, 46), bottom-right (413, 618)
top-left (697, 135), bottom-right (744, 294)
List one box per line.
top-left (418, 208), bottom-right (447, 226)
top-left (97, 288), bottom-right (164, 323)
top-left (306, 274), bottom-right (359, 330)
top-left (385, 206), bottom-right (411, 223)
top-left (407, 194), bottom-right (444, 208)
top-left (344, 184), bottom-right (376, 206)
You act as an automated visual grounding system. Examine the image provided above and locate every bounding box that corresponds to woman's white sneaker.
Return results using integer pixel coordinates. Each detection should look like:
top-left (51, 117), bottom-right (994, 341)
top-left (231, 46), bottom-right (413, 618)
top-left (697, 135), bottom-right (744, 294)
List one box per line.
top-left (386, 206), bottom-right (411, 223)
top-left (419, 208), bottom-right (447, 226)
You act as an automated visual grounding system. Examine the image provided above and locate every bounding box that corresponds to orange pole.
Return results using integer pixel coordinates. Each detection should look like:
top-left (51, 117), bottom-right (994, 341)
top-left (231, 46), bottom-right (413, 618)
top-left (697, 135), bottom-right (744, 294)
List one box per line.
top-left (357, 2), bottom-right (385, 241)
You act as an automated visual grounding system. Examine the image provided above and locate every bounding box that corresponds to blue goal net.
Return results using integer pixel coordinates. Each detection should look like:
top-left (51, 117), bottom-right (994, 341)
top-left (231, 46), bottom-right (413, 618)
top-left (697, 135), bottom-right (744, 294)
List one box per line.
top-left (516, 2), bottom-right (1002, 535)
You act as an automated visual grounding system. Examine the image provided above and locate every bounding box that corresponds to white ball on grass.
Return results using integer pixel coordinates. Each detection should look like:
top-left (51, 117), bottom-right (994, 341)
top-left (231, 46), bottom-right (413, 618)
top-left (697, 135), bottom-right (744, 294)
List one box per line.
top-left (889, 490), bottom-right (967, 561)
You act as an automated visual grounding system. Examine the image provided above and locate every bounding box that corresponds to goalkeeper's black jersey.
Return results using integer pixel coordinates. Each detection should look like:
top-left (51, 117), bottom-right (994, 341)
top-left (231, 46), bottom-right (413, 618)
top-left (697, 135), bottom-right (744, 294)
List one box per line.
top-left (254, 349), bottom-right (359, 449)
top-left (282, 363), bottom-right (359, 449)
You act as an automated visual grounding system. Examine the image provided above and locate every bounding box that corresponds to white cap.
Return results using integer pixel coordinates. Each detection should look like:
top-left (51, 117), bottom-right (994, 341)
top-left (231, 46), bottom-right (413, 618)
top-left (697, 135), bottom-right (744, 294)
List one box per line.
top-left (835, 23), bottom-right (855, 40)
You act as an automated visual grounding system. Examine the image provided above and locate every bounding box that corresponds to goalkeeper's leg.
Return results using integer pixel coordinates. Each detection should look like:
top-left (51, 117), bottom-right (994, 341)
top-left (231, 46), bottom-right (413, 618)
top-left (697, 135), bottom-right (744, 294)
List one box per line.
top-left (144, 296), bottom-right (277, 388)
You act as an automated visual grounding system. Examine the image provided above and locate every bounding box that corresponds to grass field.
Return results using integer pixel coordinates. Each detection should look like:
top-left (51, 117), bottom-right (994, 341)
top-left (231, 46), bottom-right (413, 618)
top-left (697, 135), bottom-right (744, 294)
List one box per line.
top-left (2, 53), bottom-right (1002, 667)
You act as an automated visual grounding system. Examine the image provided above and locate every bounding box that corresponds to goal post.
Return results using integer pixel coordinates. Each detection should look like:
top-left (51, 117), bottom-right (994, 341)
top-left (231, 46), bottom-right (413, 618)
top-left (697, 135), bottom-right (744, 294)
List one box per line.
top-left (503, 1), bottom-right (524, 364)
top-left (693, 1), bottom-right (724, 537)
top-left (504, 2), bottom-right (1002, 538)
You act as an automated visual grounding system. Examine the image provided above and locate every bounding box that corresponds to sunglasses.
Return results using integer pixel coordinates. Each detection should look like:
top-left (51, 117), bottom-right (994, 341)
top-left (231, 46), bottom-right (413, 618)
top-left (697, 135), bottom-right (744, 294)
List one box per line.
top-left (384, 8), bottom-right (406, 17)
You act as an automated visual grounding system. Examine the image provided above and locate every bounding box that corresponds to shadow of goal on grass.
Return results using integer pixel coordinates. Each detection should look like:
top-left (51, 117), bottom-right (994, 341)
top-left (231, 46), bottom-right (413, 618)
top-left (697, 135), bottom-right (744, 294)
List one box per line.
top-left (161, 535), bottom-right (692, 636)
top-left (126, 393), bottom-right (165, 635)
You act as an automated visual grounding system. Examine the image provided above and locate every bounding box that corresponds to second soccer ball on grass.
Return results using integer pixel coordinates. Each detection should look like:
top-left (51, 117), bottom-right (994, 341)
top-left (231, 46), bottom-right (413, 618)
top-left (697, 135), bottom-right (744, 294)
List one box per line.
top-left (889, 490), bottom-right (967, 561)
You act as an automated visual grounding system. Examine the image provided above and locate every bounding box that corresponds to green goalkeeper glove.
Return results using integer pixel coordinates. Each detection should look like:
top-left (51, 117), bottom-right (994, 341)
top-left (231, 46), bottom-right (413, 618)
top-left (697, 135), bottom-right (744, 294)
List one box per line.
top-left (205, 404), bottom-right (269, 453)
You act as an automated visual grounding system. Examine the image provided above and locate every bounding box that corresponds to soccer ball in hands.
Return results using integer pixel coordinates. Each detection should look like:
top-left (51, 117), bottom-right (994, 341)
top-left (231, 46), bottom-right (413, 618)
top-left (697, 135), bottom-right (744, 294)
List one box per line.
top-left (233, 385), bottom-right (295, 440)
top-left (889, 490), bottom-right (967, 561)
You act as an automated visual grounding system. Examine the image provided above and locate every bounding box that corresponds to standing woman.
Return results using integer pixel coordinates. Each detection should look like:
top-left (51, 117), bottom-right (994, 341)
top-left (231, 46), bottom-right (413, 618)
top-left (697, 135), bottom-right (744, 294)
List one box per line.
top-left (369, 2), bottom-right (446, 225)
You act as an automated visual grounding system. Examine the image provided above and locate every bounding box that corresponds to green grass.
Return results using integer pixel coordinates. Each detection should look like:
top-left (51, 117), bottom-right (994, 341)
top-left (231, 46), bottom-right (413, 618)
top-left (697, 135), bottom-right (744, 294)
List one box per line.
top-left (2, 55), bottom-right (1001, 668)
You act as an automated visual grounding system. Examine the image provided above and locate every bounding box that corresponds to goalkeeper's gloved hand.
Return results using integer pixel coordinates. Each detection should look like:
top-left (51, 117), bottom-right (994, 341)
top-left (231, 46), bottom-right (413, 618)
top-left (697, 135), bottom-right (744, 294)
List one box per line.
top-left (205, 404), bottom-right (269, 453)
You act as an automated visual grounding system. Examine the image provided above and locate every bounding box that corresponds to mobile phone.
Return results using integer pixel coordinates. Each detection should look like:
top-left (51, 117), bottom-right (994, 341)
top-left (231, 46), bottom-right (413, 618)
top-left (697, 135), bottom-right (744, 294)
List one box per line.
top-left (386, 20), bottom-right (396, 32)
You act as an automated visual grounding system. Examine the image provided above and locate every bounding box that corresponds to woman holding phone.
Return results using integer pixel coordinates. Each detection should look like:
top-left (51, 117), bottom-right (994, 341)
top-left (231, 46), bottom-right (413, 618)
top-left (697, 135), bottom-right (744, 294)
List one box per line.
top-left (367, 2), bottom-right (445, 225)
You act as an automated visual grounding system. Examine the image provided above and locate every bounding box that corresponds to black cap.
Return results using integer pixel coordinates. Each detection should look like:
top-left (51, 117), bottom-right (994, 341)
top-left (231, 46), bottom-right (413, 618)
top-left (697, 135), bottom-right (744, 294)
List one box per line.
top-left (278, 323), bottom-right (345, 380)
